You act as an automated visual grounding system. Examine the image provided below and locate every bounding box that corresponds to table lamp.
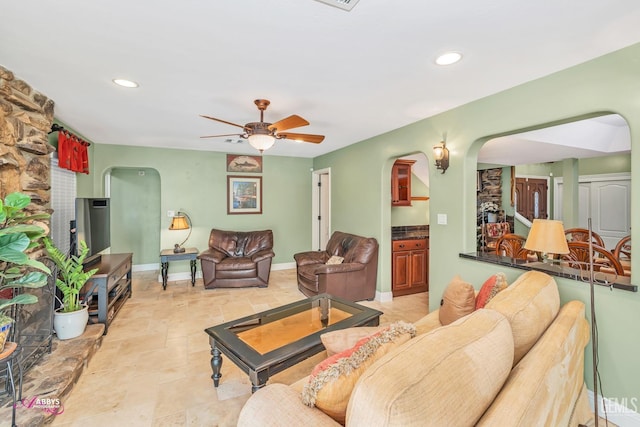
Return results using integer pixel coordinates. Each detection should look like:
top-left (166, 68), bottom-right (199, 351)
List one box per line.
top-left (169, 211), bottom-right (192, 253)
top-left (523, 219), bottom-right (569, 262)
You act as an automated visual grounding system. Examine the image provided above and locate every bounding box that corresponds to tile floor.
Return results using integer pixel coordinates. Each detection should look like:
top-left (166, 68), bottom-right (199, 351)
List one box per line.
top-left (50, 269), bottom-right (429, 426)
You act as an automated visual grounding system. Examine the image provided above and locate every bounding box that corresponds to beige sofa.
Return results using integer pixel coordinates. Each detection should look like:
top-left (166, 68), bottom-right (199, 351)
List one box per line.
top-left (237, 270), bottom-right (594, 426)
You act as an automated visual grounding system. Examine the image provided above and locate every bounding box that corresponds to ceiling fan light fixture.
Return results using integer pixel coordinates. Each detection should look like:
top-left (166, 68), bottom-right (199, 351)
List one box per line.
top-left (248, 134), bottom-right (276, 152)
top-left (435, 52), bottom-right (462, 66)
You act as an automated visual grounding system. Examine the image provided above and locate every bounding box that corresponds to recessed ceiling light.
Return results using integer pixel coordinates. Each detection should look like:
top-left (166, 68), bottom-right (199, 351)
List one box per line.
top-left (435, 52), bottom-right (462, 66)
top-left (112, 78), bottom-right (139, 88)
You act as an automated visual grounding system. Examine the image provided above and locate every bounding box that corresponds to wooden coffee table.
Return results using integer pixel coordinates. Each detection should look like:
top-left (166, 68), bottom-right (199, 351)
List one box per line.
top-left (204, 294), bottom-right (382, 392)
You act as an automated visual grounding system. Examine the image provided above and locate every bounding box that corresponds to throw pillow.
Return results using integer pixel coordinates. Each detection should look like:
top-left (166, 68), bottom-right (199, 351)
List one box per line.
top-left (320, 326), bottom-right (382, 356)
top-left (439, 275), bottom-right (476, 326)
top-left (475, 272), bottom-right (508, 309)
top-left (302, 321), bottom-right (416, 424)
top-left (326, 255), bottom-right (344, 265)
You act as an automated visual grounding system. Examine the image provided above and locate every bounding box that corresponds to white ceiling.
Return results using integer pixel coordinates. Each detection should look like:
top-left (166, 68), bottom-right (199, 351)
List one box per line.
top-left (479, 114), bottom-right (631, 166)
top-left (2, 1), bottom-right (640, 158)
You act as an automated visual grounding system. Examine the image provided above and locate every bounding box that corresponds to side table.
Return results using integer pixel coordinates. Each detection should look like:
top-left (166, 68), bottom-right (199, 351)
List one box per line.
top-left (160, 248), bottom-right (199, 290)
top-left (0, 342), bottom-right (23, 427)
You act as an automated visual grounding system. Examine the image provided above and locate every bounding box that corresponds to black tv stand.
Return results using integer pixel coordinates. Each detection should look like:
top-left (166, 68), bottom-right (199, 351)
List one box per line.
top-left (82, 253), bottom-right (102, 268)
top-left (84, 253), bottom-right (132, 334)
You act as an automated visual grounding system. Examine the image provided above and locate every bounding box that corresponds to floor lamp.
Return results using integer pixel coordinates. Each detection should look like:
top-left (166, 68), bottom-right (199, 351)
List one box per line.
top-left (524, 219), bottom-right (601, 427)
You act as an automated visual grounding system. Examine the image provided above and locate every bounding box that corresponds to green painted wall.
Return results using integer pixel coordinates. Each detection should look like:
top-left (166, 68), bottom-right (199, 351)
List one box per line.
top-left (109, 168), bottom-right (161, 265)
top-left (69, 42), bottom-right (640, 408)
top-left (313, 43), bottom-right (640, 404)
top-left (391, 172), bottom-right (430, 226)
top-left (76, 145), bottom-right (314, 269)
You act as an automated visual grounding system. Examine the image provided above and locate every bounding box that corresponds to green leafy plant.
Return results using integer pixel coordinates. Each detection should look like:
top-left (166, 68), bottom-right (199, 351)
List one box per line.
top-left (0, 192), bottom-right (51, 326)
top-left (44, 238), bottom-right (98, 313)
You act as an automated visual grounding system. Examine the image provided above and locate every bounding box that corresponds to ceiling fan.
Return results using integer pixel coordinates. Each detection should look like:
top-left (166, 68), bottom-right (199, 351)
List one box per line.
top-left (200, 99), bottom-right (325, 153)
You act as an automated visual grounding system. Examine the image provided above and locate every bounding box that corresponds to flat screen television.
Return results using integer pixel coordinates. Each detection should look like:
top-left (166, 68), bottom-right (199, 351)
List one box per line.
top-left (73, 198), bottom-right (110, 267)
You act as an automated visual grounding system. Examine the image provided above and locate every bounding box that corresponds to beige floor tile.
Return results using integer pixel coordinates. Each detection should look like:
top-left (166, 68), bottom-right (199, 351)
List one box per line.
top-left (52, 268), bottom-right (429, 426)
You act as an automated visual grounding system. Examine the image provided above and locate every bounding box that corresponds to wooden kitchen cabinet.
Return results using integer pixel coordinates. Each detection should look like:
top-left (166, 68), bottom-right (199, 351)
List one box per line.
top-left (392, 238), bottom-right (428, 296)
top-left (391, 159), bottom-right (416, 206)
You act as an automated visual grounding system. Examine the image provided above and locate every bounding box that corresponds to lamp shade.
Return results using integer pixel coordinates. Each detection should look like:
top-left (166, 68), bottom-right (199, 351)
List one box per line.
top-left (169, 215), bottom-right (189, 230)
top-left (433, 145), bottom-right (444, 160)
top-left (524, 219), bottom-right (569, 255)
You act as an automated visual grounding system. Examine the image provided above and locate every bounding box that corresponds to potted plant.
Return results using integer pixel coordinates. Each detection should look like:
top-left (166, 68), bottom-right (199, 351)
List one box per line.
top-left (0, 192), bottom-right (50, 353)
top-left (480, 201), bottom-right (500, 223)
top-left (44, 238), bottom-right (98, 340)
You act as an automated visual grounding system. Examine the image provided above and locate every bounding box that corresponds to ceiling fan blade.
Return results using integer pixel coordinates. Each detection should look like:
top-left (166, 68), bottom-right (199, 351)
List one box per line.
top-left (200, 133), bottom-right (244, 139)
top-left (200, 115), bottom-right (247, 129)
top-left (277, 132), bottom-right (325, 144)
top-left (268, 115), bottom-right (309, 132)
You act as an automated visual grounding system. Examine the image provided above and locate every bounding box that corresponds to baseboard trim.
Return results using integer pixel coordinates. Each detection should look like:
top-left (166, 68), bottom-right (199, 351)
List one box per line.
top-left (376, 290), bottom-right (393, 303)
top-left (133, 263), bottom-right (158, 272)
top-left (136, 261), bottom-right (296, 283)
top-left (588, 389), bottom-right (640, 426)
top-left (272, 262), bottom-right (296, 271)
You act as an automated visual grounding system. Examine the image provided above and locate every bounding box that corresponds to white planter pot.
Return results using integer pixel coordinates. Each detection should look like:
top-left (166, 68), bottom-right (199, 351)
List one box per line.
top-left (487, 212), bottom-right (498, 223)
top-left (53, 304), bottom-right (89, 340)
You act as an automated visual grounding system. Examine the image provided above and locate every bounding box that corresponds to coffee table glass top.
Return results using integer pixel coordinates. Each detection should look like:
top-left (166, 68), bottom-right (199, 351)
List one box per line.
top-left (237, 305), bottom-right (353, 354)
top-left (205, 294), bottom-right (382, 369)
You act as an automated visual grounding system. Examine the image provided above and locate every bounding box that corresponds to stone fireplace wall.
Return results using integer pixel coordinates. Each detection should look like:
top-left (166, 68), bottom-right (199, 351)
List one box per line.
top-left (1, 65), bottom-right (56, 369)
top-left (0, 65), bottom-right (55, 207)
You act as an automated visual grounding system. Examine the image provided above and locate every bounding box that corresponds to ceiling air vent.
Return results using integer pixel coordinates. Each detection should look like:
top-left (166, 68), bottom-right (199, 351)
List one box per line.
top-left (313, 0), bottom-right (360, 12)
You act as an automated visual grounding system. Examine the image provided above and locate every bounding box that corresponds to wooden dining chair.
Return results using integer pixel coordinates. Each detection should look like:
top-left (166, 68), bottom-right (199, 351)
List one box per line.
top-left (564, 228), bottom-right (605, 247)
top-left (613, 235), bottom-right (631, 261)
top-left (561, 241), bottom-right (624, 277)
top-left (495, 234), bottom-right (532, 260)
top-left (612, 235), bottom-right (631, 275)
top-left (483, 222), bottom-right (511, 251)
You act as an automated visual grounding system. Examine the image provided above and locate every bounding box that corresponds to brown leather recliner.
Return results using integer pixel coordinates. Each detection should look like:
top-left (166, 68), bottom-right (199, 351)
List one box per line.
top-left (293, 231), bottom-right (378, 301)
top-left (198, 229), bottom-right (275, 289)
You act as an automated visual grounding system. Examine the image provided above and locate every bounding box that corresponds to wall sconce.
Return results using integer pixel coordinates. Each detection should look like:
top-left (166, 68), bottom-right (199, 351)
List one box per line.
top-left (169, 211), bottom-right (192, 253)
top-left (433, 141), bottom-right (449, 174)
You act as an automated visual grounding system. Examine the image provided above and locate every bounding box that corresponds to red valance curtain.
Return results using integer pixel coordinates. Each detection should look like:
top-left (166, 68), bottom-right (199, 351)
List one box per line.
top-left (57, 131), bottom-right (89, 174)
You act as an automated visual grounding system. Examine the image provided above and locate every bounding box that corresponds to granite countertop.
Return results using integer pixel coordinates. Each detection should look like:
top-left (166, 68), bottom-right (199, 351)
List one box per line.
top-left (391, 225), bottom-right (429, 241)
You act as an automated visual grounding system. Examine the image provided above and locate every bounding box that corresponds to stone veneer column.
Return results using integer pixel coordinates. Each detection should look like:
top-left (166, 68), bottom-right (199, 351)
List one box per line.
top-left (0, 65), bottom-right (55, 216)
top-left (477, 168), bottom-right (503, 218)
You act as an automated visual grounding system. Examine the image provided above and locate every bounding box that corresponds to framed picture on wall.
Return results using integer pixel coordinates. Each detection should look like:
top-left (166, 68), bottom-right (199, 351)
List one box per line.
top-left (226, 154), bottom-right (263, 173)
top-left (227, 176), bottom-right (262, 214)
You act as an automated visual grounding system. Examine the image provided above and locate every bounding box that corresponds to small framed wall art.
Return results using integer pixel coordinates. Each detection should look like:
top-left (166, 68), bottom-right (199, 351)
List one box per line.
top-left (227, 176), bottom-right (262, 214)
top-left (226, 154), bottom-right (263, 173)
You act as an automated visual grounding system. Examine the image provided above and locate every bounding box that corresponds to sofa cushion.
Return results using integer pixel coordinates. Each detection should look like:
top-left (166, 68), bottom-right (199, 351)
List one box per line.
top-left (475, 272), bottom-right (508, 309)
top-left (326, 255), bottom-right (344, 265)
top-left (215, 256), bottom-right (255, 271)
top-left (485, 270), bottom-right (560, 365)
top-left (476, 300), bottom-right (590, 426)
top-left (209, 229), bottom-right (238, 257)
top-left (346, 309), bottom-right (514, 427)
top-left (243, 230), bottom-right (273, 256)
top-left (320, 326), bottom-right (382, 356)
top-left (302, 321), bottom-right (416, 424)
top-left (439, 275), bottom-right (476, 325)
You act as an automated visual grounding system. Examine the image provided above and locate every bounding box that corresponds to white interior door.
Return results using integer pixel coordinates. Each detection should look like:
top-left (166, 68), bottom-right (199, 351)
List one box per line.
top-left (554, 174), bottom-right (630, 249)
top-left (312, 168), bottom-right (331, 251)
top-left (592, 180), bottom-right (631, 249)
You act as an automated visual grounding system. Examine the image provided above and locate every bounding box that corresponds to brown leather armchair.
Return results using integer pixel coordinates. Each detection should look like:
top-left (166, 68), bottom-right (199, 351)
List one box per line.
top-left (293, 231), bottom-right (378, 301)
top-left (198, 229), bottom-right (274, 289)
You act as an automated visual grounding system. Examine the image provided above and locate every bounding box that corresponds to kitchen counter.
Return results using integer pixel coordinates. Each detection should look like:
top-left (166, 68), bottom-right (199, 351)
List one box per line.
top-left (391, 225), bottom-right (429, 241)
